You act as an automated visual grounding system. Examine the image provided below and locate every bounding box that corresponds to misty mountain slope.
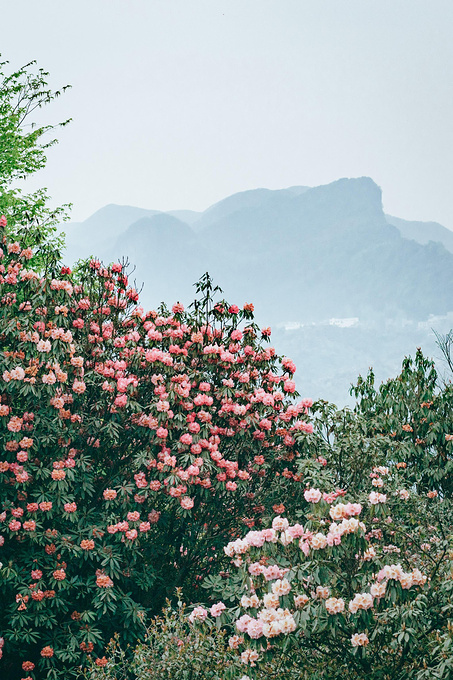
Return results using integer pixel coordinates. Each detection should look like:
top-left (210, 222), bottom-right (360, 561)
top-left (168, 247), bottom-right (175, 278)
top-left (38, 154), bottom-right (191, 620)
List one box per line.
top-left (386, 214), bottom-right (453, 254)
top-left (167, 209), bottom-right (202, 225)
top-left (57, 178), bottom-right (453, 404)
top-left (192, 185), bottom-right (310, 233)
top-left (110, 214), bottom-right (207, 306)
top-left (60, 178), bottom-right (453, 324)
top-left (188, 178), bottom-right (453, 323)
top-left (197, 178), bottom-right (389, 258)
top-left (62, 206), bottom-right (202, 263)
top-left (63, 204), bottom-right (161, 262)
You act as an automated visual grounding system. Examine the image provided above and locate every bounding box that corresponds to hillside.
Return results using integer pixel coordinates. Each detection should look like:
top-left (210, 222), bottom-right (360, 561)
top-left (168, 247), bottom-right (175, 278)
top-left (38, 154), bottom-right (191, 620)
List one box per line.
top-left (60, 178), bottom-right (453, 404)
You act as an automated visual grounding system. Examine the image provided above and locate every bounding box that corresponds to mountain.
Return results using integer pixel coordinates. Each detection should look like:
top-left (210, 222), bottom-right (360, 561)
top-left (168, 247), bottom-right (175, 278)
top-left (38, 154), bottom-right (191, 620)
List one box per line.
top-left (59, 178), bottom-right (453, 405)
top-left (385, 214), bottom-right (453, 254)
top-left (110, 213), bottom-right (202, 305)
top-left (192, 186), bottom-right (310, 232)
top-left (63, 204), bottom-right (161, 262)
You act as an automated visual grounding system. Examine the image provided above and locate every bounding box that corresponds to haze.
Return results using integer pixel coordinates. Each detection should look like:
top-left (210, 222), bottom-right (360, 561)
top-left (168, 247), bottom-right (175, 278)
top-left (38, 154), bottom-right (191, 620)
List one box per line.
top-left (1, 0), bottom-right (453, 229)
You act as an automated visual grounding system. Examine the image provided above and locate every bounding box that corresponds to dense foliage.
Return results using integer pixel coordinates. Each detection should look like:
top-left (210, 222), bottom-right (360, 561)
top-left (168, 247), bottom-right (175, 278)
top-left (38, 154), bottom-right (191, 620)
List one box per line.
top-left (0, 216), bottom-right (318, 679)
top-left (0, 55), bottom-right (69, 260)
top-left (86, 596), bottom-right (246, 680)
top-left (1, 53), bottom-right (452, 680)
top-left (89, 350), bottom-right (453, 680)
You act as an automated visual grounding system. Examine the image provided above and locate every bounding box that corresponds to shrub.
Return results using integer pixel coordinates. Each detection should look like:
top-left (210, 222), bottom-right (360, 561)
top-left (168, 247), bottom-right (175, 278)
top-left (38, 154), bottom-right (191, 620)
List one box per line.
top-left (85, 596), bottom-right (244, 680)
top-left (203, 459), bottom-right (453, 679)
top-left (0, 219), bottom-right (313, 678)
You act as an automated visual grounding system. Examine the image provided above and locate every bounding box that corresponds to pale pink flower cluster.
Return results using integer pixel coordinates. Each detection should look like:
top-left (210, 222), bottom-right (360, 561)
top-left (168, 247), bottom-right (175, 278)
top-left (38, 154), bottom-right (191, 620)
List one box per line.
top-left (9, 367), bottom-right (25, 381)
top-left (348, 592), bottom-right (374, 613)
top-left (20, 268), bottom-right (39, 281)
top-left (240, 649), bottom-right (260, 666)
top-left (305, 532), bottom-right (328, 551)
top-left (373, 466), bottom-right (389, 475)
top-left (36, 339), bottom-right (51, 353)
top-left (272, 515), bottom-right (289, 531)
top-left (240, 594), bottom-right (260, 609)
top-left (262, 591), bottom-right (279, 608)
top-left (325, 597), bottom-right (345, 614)
top-left (300, 517), bottom-right (365, 555)
top-left (224, 529), bottom-right (277, 557)
top-left (369, 491), bottom-right (387, 504)
top-left (294, 594), bottom-right (309, 608)
top-left (370, 581), bottom-right (387, 598)
top-left (375, 564), bottom-right (426, 589)
top-left (50, 278), bottom-right (73, 295)
top-left (209, 601), bottom-right (226, 617)
top-left (248, 562), bottom-right (288, 580)
top-left (363, 546), bottom-right (376, 561)
top-left (351, 633), bottom-right (369, 647)
top-left (260, 609), bottom-right (296, 637)
top-left (237, 608), bottom-right (296, 640)
top-left (188, 606), bottom-right (208, 623)
top-left (304, 487), bottom-right (322, 503)
top-left (271, 578), bottom-right (291, 596)
top-left (329, 502), bottom-right (362, 520)
top-left (49, 327), bottom-right (73, 343)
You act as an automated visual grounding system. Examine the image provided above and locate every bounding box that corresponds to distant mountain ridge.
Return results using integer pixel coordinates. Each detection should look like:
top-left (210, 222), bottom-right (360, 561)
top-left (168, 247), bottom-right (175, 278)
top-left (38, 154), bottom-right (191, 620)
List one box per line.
top-left (60, 178), bottom-right (453, 404)
top-left (62, 177), bottom-right (453, 323)
top-left (385, 214), bottom-right (453, 254)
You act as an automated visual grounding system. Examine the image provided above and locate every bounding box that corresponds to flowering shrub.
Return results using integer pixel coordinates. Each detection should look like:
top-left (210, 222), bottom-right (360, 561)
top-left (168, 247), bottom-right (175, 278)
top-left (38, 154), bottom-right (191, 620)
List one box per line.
top-left (85, 597), bottom-right (245, 680)
top-left (202, 460), bottom-right (453, 679)
top-left (305, 350), bottom-right (453, 498)
top-left (0, 218), bottom-right (314, 678)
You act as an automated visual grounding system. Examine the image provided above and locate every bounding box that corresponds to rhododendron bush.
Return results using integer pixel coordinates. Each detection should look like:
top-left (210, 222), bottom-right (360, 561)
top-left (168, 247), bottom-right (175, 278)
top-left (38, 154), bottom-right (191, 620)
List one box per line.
top-left (0, 218), bottom-right (315, 679)
top-left (3, 54), bottom-right (453, 680)
top-left (193, 462), bottom-right (453, 680)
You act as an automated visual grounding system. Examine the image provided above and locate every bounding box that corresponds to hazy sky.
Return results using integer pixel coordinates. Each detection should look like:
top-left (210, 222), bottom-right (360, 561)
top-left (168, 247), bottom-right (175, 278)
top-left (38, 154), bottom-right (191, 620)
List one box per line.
top-left (2, 0), bottom-right (453, 228)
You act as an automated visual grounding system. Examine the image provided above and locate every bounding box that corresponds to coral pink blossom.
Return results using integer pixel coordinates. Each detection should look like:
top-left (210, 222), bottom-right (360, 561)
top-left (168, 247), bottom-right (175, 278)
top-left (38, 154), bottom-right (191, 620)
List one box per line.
top-left (180, 496), bottom-right (194, 510)
top-left (72, 380), bottom-right (86, 394)
top-left (103, 489), bottom-right (117, 500)
top-left (53, 569), bottom-right (66, 581)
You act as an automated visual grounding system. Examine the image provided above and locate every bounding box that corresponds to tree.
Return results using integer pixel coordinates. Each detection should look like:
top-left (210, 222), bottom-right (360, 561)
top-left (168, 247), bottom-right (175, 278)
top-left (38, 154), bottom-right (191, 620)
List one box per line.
top-left (204, 470), bottom-right (452, 680)
top-left (0, 55), bottom-right (71, 260)
top-left (0, 220), bottom-right (312, 679)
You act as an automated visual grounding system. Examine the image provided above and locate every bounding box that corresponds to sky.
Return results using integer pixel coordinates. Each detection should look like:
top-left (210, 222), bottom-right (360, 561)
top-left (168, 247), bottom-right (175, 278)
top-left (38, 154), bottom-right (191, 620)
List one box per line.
top-left (2, 0), bottom-right (453, 228)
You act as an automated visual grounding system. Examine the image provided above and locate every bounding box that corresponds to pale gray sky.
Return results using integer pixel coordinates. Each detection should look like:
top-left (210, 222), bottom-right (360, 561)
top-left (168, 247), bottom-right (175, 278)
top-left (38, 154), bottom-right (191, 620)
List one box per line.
top-left (2, 0), bottom-right (453, 228)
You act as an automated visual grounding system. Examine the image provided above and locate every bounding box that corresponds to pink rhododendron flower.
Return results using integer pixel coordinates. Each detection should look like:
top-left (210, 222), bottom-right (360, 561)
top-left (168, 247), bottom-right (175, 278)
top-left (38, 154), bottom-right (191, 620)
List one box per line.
top-left (188, 606), bottom-right (208, 623)
top-left (351, 633), bottom-right (369, 647)
top-left (209, 601), bottom-right (226, 617)
top-left (304, 488), bottom-right (322, 503)
top-left (180, 496), bottom-right (194, 509)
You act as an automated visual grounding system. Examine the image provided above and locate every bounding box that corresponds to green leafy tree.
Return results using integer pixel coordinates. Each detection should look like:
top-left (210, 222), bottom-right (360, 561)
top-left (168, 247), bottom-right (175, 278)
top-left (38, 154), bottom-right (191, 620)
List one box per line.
top-left (294, 349), bottom-right (453, 498)
top-left (0, 55), bottom-right (71, 262)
